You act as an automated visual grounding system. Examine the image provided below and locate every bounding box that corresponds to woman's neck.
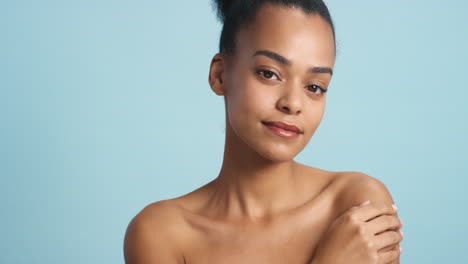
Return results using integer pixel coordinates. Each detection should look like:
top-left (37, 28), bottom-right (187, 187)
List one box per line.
top-left (209, 124), bottom-right (303, 222)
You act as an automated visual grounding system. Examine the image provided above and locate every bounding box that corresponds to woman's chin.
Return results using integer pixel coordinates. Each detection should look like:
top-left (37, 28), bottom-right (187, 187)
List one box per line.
top-left (254, 145), bottom-right (303, 163)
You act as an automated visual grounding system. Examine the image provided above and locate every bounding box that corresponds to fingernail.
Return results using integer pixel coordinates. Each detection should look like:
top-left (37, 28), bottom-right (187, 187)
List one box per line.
top-left (399, 246), bottom-right (402, 252)
top-left (392, 204), bottom-right (398, 211)
top-left (400, 230), bottom-right (404, 238)
top-left (359, 200), bottom-right (370, 207)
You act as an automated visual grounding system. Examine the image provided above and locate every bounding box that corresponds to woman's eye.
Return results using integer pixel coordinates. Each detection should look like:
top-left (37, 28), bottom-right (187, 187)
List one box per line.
top-left (306, 84), bottom-right (327, 95)
top-left (257, 70), bottom-right (279, 80)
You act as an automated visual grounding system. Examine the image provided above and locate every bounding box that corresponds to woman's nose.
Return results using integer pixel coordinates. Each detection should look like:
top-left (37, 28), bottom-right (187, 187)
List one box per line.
top-left (276, 86), bottom-right (303, 115)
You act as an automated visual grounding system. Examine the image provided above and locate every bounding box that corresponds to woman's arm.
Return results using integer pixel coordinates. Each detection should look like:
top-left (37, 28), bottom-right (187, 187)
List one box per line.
top-left (336, 172), bottom-right (403, 264)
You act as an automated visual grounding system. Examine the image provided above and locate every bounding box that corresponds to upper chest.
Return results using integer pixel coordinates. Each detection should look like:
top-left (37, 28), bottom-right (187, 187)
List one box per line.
top-left (180, 186), bottom-right (343, 264)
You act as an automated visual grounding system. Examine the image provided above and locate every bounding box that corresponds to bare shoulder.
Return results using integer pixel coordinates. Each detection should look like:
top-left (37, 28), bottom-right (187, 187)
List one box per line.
top-left (333, 171), bottom-right (396, 214)
top-left (123, 200), bottom-right (188, 264)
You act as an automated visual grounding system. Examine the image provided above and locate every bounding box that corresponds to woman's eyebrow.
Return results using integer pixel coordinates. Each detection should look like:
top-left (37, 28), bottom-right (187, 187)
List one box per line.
top-left (253, 50), bottom-right (291, 65)
top-left (252, 49), bottom-right (333, 76)
top-left (311, 66), bottom-right (333, 76)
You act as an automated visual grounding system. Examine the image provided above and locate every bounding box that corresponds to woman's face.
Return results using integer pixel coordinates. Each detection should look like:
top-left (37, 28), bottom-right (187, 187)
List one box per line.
top-left (216, 4), bottom-right (335, 162)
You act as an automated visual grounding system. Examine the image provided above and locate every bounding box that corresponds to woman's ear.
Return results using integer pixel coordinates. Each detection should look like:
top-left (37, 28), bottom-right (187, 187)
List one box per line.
top-left (208, 53), bottom-right (226, 96)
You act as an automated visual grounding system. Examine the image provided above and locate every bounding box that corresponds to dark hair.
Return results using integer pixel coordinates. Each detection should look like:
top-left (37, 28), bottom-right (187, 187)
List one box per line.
top-left (212, 0), bottom-right (336, 56)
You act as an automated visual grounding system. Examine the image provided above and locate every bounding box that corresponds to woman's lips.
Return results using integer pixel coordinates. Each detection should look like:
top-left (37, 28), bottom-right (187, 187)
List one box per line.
top-left (261, 121), bottom-right (303, 139)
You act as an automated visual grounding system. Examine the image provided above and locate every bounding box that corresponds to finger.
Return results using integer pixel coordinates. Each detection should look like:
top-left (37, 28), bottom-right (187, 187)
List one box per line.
top-left (378, 242), bottom-right (399, 253)
top-left (352, 201), bottom-right (397, 222)
top-left (367, 215), bottom-right (403, 235)
top-left (378, 244), bottom-right (401, 264)
top-left (374, 230), bottom-right (403, 250)
top-left (347, 200), bottom-right (370, 213)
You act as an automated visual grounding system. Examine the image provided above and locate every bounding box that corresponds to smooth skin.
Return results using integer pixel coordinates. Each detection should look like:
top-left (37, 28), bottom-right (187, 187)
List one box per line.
top-left (124, 3), bottom-right (403, 264)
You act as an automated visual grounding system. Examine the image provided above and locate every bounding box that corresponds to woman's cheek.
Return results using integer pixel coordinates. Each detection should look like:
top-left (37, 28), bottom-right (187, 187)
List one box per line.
top-left (244, 85), bottom-right (278, 113)
top-left (304, 108), bottom-right (325, 140)
top-left (228, 83), bottom-right (262, 112)
top-left (225, 90), bottom-right (250, 132)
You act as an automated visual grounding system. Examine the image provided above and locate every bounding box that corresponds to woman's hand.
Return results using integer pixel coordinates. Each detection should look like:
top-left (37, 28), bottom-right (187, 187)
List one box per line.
top-left (311, 201), bottom-right (403, 264)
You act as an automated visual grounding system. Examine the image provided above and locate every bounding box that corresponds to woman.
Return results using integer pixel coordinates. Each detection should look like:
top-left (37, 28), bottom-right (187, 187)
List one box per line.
top-left (124, 0), bottom-right (404, 263)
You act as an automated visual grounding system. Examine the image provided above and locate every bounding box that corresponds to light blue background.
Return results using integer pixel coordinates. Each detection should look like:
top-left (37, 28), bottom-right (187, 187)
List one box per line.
top-left (1, 0), bottom-right (467, 263)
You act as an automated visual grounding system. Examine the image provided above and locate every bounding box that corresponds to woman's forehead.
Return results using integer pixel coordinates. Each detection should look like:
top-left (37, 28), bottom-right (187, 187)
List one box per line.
top-left (234, 5), bottom-right (335, 68)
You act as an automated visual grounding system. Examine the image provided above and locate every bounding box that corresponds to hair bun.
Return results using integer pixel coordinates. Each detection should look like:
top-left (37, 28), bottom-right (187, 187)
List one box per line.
top-left (213, 0), bottom-right (236, 23)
